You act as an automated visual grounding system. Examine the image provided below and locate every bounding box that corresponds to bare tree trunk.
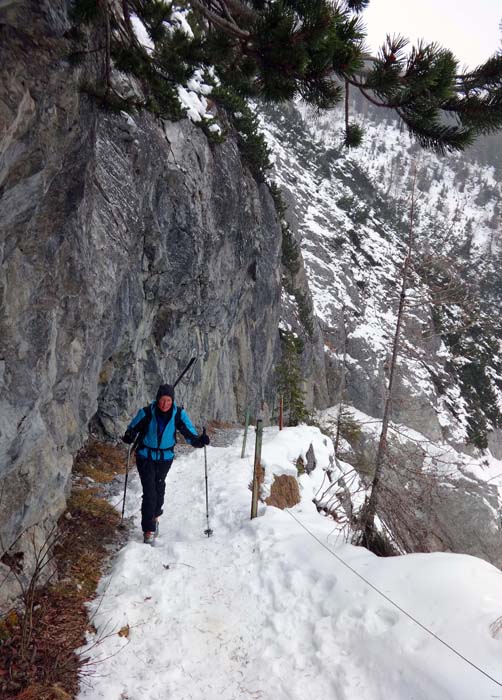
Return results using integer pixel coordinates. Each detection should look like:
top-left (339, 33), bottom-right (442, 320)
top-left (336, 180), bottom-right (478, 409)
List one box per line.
top-left (334, 304), bottom-right (348, 455)
top-left (361, 165), bottom-right (418, 547)
top-left (344, 80), bottom-right (349, 136)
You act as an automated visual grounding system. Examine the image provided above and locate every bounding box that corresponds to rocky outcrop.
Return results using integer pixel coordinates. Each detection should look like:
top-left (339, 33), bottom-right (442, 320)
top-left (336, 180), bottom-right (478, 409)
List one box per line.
top-left (0, 1), bottom-right (322, 604)
top-left (260, 97), bottom-right (502, 567)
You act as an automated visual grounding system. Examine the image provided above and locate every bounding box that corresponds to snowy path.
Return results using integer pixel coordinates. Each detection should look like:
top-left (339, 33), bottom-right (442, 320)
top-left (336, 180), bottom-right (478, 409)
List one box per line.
top-left (79, 427), bottom-right (502, 700)
top-left (80, 432), bottom-right (285, 700)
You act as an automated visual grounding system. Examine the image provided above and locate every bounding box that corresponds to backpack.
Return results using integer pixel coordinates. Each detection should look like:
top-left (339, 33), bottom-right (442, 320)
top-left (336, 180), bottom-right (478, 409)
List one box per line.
top-left (134, 404), bottom-right (183, 448)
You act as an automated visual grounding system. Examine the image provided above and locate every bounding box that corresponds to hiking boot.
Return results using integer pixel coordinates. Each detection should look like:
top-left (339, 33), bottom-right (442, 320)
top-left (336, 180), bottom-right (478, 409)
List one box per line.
top-left (154, 519), bottom-right (160, 538)
top-left (143, 531), bottom-right (155, 546)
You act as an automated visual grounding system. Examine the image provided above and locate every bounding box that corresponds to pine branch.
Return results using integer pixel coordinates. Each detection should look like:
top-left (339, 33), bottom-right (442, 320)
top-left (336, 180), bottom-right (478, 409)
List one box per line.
top-left (191, 0), bottom-right (250, 38)
top-left (121, 0), bottom-right (136, 41)
top-left (346, 0), bottom-right (370, 11)
top-left (71, 0), bottom-right (502, 151)
top-left (218, 0), bottom-right (257, 24)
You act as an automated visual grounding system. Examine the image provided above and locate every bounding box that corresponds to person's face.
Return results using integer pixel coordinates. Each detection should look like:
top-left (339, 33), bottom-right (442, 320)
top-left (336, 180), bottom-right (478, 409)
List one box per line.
top-left (158, 395), bottom-right (173, 412)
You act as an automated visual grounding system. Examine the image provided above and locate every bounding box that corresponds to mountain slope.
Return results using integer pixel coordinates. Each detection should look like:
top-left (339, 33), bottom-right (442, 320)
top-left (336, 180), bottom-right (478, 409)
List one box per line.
top-left (259, 100), bottom-right (502, 449)
top-left (256, 100), bottom-right (502, 563)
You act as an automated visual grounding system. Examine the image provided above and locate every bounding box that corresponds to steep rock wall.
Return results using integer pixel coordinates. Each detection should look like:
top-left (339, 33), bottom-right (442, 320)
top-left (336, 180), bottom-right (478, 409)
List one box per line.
top-left (0, 1), bottom-right (291, 602)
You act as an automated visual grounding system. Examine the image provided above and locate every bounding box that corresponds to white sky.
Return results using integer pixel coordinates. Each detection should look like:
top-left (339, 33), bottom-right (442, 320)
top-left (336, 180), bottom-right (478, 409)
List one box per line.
top-left (364, 0), bottom-right (501, 69)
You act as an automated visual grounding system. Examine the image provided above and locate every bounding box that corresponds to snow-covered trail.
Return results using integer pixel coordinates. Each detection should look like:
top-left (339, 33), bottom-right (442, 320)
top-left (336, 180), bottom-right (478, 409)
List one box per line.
top-left (79, 427), bottom-right (502, 700)
top-left (80, 435), bottom-right (268, 699)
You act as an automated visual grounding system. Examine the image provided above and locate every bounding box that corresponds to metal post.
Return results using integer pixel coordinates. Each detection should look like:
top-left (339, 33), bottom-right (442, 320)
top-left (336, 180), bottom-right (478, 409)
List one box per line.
top-left (251, 419), bottom-right (263, 519)
top-left (241, 407), bottom-right (250, 459)
top-left (279, 395), bottom-right (284, 431)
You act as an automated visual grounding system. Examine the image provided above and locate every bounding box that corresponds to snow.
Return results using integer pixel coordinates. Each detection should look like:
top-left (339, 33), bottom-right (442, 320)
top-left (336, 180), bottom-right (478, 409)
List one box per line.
top-left (177, 86), bottom-right (210, 122)
top-left (186, 69), bottom-right (213, 95)
top-left (78, 426), bottom-right (502, 700)
top-left (177, 69), bottom-right (219, 125)
top-left (170, 8), bottom-right (194, 38)
top-left (130, 15), bottom-right (154, 53)
top-left (129, 9), bottom-right (221, 128)
top-left (258, 99), bottom-right (502, 445)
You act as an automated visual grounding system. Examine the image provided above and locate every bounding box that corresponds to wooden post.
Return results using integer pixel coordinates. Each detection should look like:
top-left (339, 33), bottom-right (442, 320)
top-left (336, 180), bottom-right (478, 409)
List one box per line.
top-left (250, 419), bottom-right (263, 519)
top-left (241, 407), bottom-right (250, 459)
top-left (279, 395), bottom-right (284, 431)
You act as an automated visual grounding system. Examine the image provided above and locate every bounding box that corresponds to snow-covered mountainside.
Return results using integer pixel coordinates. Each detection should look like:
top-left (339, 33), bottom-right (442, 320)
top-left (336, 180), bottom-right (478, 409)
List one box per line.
top-left (258, 100), bottom-right (502, 563)
top-left (313, 103), bottom-right (502, 254)
top-left (259, 100), bottom-right (502, 450)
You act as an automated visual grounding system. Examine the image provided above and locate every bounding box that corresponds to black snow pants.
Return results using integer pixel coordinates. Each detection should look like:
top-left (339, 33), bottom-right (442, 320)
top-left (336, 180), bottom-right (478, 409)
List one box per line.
top-left (136, 454), bottom-right (173, 533)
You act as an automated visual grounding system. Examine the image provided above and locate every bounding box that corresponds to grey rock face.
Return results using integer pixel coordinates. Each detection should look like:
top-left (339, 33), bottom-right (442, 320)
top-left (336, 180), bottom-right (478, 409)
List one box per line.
top-left (0, 2), bottom-right (290, 604)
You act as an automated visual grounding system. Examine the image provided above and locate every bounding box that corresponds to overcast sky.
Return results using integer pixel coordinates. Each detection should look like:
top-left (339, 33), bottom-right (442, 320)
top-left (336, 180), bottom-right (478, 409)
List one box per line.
top-left (364, 0), bottom-right (501, 69)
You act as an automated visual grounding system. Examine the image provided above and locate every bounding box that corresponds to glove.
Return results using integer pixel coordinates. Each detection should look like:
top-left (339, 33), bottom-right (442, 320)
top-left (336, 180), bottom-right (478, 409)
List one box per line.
top-left (192, 432), bottom-right (210, 448)
top-left (122, 428), bottom-right (137, 445)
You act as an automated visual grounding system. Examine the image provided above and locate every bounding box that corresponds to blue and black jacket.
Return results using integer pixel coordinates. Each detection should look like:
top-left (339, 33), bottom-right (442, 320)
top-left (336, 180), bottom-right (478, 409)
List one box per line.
top-left (127, 401), bottom-right (199, 461)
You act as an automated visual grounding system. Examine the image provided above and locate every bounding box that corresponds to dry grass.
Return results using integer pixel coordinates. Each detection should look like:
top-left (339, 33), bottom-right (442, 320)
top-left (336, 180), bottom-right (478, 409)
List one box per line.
top-left (0, 441), bottom-right (126, 699)
top-left (248, 462), bottom-right (265, 494)
top-left (266, 475), bottom-right (300, 509)
top-left (74, 440), bottom-right (126, 483)
top-left (14, 684), bottom-right (71, 700)
top-left (256, 462), bottom-right (265, 486)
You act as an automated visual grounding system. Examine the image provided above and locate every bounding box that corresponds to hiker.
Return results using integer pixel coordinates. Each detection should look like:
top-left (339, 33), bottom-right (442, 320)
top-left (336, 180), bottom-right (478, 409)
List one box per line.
top-left (123, 384), bottom-right (210, 545)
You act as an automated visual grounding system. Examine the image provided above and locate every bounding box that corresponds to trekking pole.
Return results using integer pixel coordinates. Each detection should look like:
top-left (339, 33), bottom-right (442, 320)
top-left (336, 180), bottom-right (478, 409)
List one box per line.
top-left (119, 441), bottom-right (135, 529)
top-left (202, 427), bottom-right (213, 537)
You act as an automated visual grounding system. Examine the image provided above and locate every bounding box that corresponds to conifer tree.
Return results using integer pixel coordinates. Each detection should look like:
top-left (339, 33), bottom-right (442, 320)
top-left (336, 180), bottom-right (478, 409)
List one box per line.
top-left (72, 0), bottom-right (502, 153)
top-left (276, 331), bottom-right (309, 426)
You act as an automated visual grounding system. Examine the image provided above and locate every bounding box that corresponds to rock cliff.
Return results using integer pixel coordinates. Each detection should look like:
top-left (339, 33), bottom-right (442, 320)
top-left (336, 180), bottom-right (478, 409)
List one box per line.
top-left (0, 0), bottom-right (325, 604)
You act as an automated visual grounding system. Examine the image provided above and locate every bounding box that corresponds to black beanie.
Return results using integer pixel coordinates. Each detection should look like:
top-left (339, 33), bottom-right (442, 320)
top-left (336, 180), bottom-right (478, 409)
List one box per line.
top-left (156, 384), bottom-right (175, 402)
